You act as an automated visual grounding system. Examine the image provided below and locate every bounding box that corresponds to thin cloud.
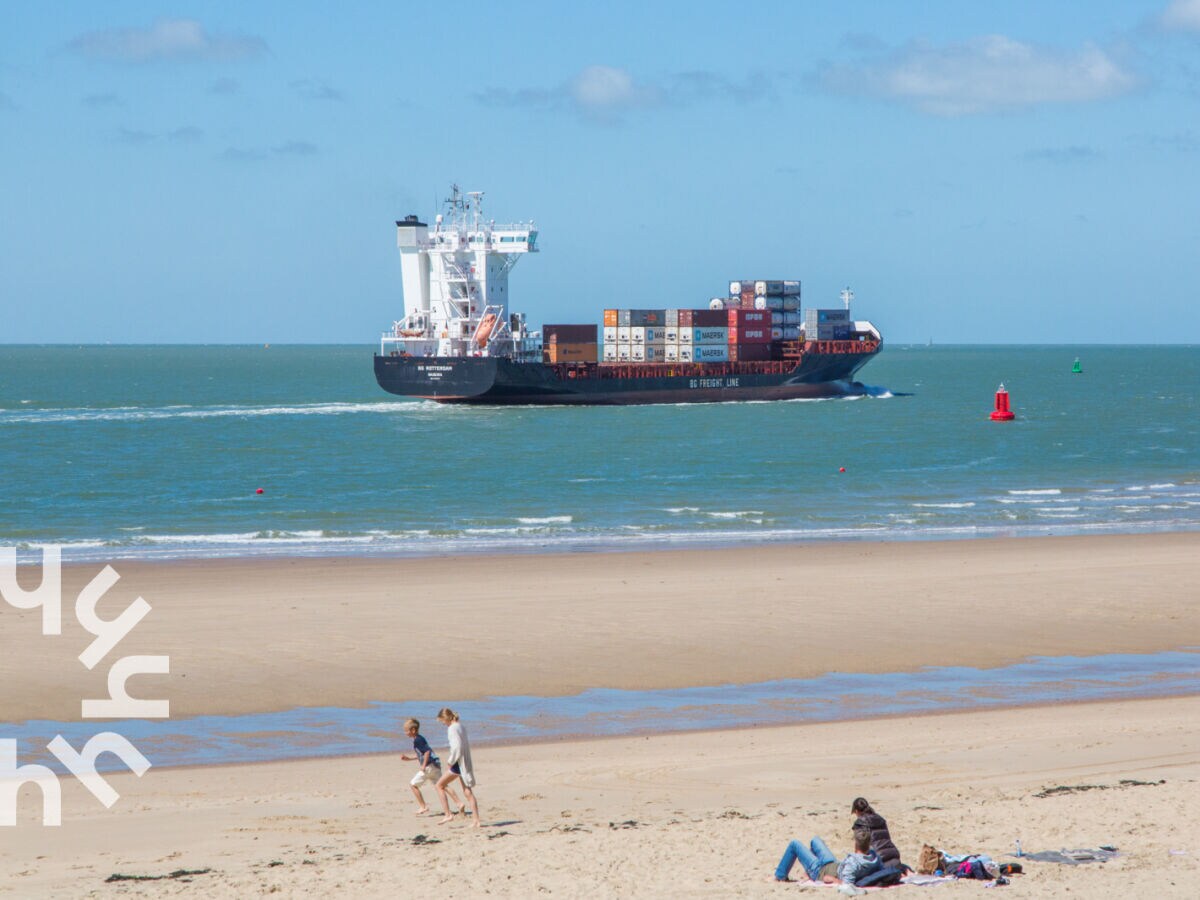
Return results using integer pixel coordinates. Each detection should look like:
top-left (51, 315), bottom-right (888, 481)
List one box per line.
top-left (476, 64), bottom-right (773, 122)
top-left (273, 140), bottom-right (317, 156)
top-left (220, 146), bottom-right (265, 162)
top-left (68, 18), bottom-right (266, 64)
top-left (82, 92), bottom-right (122, 108)
top-left (1024, 145), bottom-right (1103, 164)
top-left (116, 127), bottom-right (155, 145)
top-left (820, 35), bottom-right (1138, 115)
top-left (290, 79), bottom-right (343, 101)
top-left (210, 77), bottom-right (240, 95)
top-left (1161, 0), bottom-right (1200, 31)
top-left (168, 126), bottom-right (204, 143)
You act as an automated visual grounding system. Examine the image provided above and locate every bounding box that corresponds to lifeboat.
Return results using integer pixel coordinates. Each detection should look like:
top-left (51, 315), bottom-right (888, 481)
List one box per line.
top-left (475, 313), bottom-right (497, 348)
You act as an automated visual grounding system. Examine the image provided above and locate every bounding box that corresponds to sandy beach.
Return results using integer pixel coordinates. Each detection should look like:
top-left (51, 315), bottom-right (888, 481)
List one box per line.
top-left (3, 532), bottom-right (1199, 722)
top-left (3, 696), bottom-right (1199, 897)
top-left (3, 532), bottom-right (1198, 896)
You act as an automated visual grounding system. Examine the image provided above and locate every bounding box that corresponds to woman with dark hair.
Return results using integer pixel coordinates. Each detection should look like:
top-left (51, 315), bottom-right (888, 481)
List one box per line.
top-left (850, 797), bottom-right (903, 869)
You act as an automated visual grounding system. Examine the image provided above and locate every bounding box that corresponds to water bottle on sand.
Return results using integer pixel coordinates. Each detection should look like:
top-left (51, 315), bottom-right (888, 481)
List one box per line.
top-left (1015, 839), bottom-right (1023, 857)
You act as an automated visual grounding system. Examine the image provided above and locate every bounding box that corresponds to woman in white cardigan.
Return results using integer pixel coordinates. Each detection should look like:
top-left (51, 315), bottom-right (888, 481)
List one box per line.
top-left (435, 707), bottom-right (480, 827)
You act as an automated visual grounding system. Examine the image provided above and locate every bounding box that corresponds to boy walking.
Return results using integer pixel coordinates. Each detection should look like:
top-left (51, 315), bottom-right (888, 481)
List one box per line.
top-left (400, 718), bottom-right (462, 815)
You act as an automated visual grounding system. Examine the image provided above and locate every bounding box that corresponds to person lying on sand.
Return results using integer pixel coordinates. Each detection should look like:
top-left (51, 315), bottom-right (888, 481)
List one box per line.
top-left (774, 826), bottom-right (882, 885)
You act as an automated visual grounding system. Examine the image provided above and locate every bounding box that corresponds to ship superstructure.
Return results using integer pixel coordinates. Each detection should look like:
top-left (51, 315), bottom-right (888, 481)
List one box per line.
top-left (382, 185), bottom-right (539, 359)
top-left (375, 188), bottom-right (883, 405)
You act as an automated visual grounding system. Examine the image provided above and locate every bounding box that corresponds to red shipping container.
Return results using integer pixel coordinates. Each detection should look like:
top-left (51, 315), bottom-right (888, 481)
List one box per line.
top-left (690, 309), bottom-right (728, 326)
top-left (728, 342), bottom-right (773, 361)
top-left (728, 325), bottom-right (772, 344)
top-left (727, 309), bottom-right (771, 327)
top-left (544, 324), bottom-right (598, 343)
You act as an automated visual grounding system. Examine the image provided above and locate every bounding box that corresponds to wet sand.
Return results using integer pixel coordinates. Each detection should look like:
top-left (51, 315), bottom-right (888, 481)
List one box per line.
top-left (4, 696), bottom-right (1198, 897)
top-left (2, 532), bottom-right (1199, 723)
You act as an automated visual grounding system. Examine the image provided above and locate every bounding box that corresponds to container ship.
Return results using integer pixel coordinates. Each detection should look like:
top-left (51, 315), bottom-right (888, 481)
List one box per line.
top-left (374, 187), bottom-right (882, 405)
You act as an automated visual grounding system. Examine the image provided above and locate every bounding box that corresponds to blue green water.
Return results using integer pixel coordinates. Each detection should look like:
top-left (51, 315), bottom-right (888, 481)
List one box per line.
top-left (1, 344), bottom-right (1197, 560)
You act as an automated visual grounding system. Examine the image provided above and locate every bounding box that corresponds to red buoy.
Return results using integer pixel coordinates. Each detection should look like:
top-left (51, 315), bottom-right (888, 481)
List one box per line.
top-left (839, 467), bottom-right (846, 473)
top-left (256, 488), bottom-right (264, 494)
top-left (990, 383), bottom-right (1015, 421)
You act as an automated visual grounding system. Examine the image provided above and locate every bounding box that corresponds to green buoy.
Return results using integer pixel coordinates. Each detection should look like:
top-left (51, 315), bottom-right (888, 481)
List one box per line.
top-left (1072, 357), bottom-right (1082, 374)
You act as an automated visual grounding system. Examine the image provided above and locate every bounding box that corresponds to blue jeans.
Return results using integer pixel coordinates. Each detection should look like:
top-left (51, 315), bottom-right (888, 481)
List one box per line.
top-left (776, 836), bottom-right (837, 881)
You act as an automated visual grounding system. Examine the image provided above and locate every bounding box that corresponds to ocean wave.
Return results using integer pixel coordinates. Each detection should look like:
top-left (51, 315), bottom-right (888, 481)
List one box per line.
top-left (515, 515), bottom-right (573, 525)
top-left (706, 510), bottom-right (765, 519)
top-left (0, 401), bottom-right (428, 425)
top-left (1006, 488), bottom-right (1062, 496)
top-left (912, 502), bottom-right (976, 509)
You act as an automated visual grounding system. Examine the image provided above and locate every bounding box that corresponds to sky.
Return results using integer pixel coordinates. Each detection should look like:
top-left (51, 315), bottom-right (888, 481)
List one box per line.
top-left (2, 1), bottom-right (1199, 344)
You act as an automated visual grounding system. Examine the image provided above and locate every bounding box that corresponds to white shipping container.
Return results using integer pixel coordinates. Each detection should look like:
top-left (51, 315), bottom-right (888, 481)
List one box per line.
top-left (678, 345), bottom-right (694, 362)
top-left (665, 345), bottom-right (681, 362)
top-left (617, 326), bottom-right (632, 342)
top-left (617, 343), bottom-right (632, 361)
top-left (602, 344), bottom-right (618, 361)
top-left (691, 327), bottom-right (729, 344)
top-left (603, 326), bottom-right (618, 343)
top-left (630, 326), bottom-right (646, 343)
top-left (693, 344), bottom-right (730, 362)
top-left (664, 327), bottom-right (679, 343)
top-left (755, 296), bottom-right (784, 311)
top-left (755, 280), bottom-right (785, 296)
top-left (678, 329), bottom-right (693, 344)
top-left (631, 345), bottom-right (646, 362)
top-left (644, 345), bottom-right (668, 362)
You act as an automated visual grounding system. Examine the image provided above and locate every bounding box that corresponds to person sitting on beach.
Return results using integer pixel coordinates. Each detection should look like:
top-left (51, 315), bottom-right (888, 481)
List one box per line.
top-left (774, 826), bottom-right (882, 885)
top-left (850, 797), bottom-right (904, 870)
top-left (399, 717), bottom-right (463, 816)
top-left (435, 707), bottom-right (481, 828)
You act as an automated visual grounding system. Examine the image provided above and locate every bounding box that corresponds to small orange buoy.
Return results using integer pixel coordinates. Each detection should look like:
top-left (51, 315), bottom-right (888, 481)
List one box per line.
top-left (256, 488), bottom-right (264, 494)
top-left (990, 383), bottom-right (1015, 421)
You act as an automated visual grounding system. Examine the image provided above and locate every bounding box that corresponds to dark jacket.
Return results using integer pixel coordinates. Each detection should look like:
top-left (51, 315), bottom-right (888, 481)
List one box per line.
top-left (853, 812), bottom-right (901, 868)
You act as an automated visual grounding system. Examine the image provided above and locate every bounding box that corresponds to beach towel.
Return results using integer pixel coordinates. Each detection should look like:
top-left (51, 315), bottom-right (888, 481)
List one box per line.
top-left (1020, 848), bottom-right (1119, 865)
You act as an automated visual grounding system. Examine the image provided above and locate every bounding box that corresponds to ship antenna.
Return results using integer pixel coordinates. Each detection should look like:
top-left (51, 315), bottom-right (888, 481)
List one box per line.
top-left (840, 287), bottom-right (854, 311)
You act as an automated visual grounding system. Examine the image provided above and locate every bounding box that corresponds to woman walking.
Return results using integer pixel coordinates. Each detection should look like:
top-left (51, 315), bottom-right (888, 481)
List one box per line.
top-left (435, 707), bottom-right (480, 828)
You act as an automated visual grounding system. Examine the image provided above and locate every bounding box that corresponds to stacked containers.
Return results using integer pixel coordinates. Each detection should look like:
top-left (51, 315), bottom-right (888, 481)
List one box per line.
top-left (803, 308), bottom-right (851, 341)
top-left (727, 308), bottom-right (773, 361)
top-left (601, 308), bottom-right (729, 363)
top-left (543, 324), bottom-right (598, 363)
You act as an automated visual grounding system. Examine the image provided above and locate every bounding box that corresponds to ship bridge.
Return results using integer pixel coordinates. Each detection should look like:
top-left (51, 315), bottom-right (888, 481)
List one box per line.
top-left (383, 185), bottom-right (539, 360)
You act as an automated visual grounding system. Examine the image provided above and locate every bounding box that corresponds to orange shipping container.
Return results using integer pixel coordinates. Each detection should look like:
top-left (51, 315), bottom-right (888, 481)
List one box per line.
top-left (543, 342), bottom-right (598, 364)
top-left (603, 309), bottom-right (619, 327)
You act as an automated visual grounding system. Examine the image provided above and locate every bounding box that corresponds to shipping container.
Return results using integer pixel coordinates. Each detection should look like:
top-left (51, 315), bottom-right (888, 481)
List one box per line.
top-left (665, 345), bottom-right (681, 362)
top-left (665, 308), bottom-right (680, 326)
top-left (782, 296), bottom-right (801, 312)
top-left (603, 309), bottom-right (618, 327)
top-left (805, 308), bottom-right (850, 324)
top-left (691, 326), bottom-right (729, 345)
top-left (740, 289), bottom-right (756, 306)
top-left (663, 327), bottom-right (679, 343)
top-left (782, 280), bottom-right (801, 296)
top-left (603, 326), bottom-right (618, 343)
top-left (771, 311), bottom-right (784, 325)
top-left (728, 325), bottom-right (772, 344)
top-left (678, 345), bottom-right (694, 362)
top-left (727, 308), bottom-right (771, 327)
top-left (755, 296), bottom-right (784, 311)
top-left (544, 342), bottom-right (598, 364)
top-left (602, 344), bottom-right (618, 362)
top-left (644, 345), bottom-right (668, 362)
top-left (617, 309), bottom-right (631, 326)
top-left (631, 345), bottom-right (646, 362)
top-left (782, 311), bottom-right (801, 326)
top-left (617, 343), bottom-right (633, 361)
top-left (630, 326), bottom-right (645, 344)
top-left (729, 280), bottom-right (751, 296)
top-left (678, 309), bottom-right (693, 327)
top-left (616, 326), bottom-right (631, 342)
top-left (544, 324), bottom-right (598, 343)
top-left (645, 326), bottom-right (670, 342)
top-left (771, 326), bottom-right (784, 341)
top-left (755, 280), bottom-right (786, 297)
top-left (728, 342), bottom-right (773, 362)
top-left (628, 309), bottom-right (666, 326)
top-left (693, 344), bottom-right (730, 362)
top-left (782, 325), bottom-right (801, 340)
top-left (692, 309), bottom-right (729, 326)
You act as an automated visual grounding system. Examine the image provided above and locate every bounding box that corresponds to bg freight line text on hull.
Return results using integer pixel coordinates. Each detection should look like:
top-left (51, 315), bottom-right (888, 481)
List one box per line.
top-left (373, 186), bottom-right (882, 406)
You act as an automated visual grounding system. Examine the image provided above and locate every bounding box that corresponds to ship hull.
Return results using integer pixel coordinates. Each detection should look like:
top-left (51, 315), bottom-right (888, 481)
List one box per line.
top-left (374, 346), bottom-right (879, 405)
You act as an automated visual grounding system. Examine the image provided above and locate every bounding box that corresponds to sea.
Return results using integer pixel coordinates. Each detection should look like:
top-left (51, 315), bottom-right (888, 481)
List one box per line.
top-left (1, 344), bottom-right (1197, 561)
top-left (3, 342), bottom-right (1198, 768)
